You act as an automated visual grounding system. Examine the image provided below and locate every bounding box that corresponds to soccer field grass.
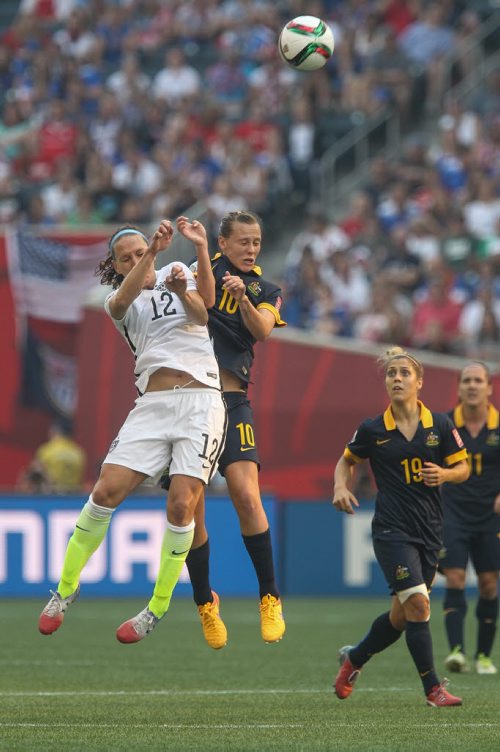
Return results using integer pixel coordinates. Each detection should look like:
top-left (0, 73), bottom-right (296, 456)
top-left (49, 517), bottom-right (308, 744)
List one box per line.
top-left (1, 597), bottom-right (498, 751)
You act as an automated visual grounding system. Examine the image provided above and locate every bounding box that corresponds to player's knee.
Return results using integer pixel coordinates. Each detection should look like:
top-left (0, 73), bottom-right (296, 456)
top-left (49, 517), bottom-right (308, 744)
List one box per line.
top-left (397, 585), bottom-right (430, 621)
top-left (233, 489), bottom-right (264, 520)
top-left (444, 568), bottom-right (466, 590)
top-left (478, 579), bottom-right (499, 601)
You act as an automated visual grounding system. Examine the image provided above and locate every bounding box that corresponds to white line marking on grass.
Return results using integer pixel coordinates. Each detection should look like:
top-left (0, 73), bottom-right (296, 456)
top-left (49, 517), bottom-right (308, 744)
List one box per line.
top-left (0, 723), bottom-right (304, 730)
top-left (0, 687), bottom-right (418, 697)
top-left (0, 722), bottom-right (497, 730)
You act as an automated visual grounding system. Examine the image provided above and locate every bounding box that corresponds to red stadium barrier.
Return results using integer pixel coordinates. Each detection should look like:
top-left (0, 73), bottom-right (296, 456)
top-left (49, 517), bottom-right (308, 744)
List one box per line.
top-left (73, 315), bottom-right (500, 499)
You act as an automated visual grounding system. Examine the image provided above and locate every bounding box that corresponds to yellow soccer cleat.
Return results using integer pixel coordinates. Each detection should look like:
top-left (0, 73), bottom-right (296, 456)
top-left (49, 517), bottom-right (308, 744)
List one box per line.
top-left (198, 591), bottom-right (227, 650)
top-left (260, 594), bottom-right (285, 643)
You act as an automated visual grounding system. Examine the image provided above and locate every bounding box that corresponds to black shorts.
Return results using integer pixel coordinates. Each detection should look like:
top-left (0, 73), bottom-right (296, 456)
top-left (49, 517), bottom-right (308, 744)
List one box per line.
top-left (218, 392), bottom-right (259, 475)
top-left (439, 524), bottom-right (500, 574)
top-left (373, 535), bottom-right (438, 595)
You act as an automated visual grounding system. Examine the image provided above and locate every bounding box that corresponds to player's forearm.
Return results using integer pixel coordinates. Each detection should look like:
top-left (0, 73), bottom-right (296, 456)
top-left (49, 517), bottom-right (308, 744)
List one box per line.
top-left (194, 243), bottom-right (216, 309)
top-left (180, 290), bottom-right (209, 326)
top-left (109, 250), bottom-right (156, 319)
top-left (333, 456), bottom-right (354, 492)
top-left (239, 296), bottom-right (273, 341)
top-left (445, 460), bottom-right (470, 484)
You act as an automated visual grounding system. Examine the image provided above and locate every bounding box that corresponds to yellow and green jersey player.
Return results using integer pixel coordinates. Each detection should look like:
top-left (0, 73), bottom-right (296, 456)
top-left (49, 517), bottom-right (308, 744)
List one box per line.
top-left (175, 210), bottom-right (287, 648)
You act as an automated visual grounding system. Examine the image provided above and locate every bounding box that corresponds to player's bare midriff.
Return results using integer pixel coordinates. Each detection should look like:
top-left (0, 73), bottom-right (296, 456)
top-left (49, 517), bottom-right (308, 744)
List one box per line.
top-left (146, 367), bottom-right (208, 391)
top-left (220, 368), bottom-right (246, 392)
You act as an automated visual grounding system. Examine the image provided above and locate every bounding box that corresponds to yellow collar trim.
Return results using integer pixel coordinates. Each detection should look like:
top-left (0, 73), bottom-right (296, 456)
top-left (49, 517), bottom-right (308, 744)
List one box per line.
top-left (454, 403), bottom-right (499, 429)
top-left (383, 400), bottom-right (433, 430)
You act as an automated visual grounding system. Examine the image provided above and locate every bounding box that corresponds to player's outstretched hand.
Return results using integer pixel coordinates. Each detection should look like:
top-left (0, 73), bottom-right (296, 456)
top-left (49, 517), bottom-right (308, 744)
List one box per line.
top-left (166, 264), bottom-right (188, 296)
top-left (176, 216), bottom-right (207, 247)
top-left (222, 271), bottom-right (246, 301)
top-left (149, 220), bottom-right (174, 256)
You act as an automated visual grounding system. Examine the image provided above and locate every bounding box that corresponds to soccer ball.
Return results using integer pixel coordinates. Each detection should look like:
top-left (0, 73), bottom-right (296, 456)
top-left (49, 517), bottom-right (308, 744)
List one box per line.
top-left (278, 16), bottom-right (334, 71)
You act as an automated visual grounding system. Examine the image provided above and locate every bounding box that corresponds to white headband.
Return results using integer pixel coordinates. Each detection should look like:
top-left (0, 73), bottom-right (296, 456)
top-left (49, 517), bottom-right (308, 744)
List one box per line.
top-left (109, 228), bottom-right (148, 254)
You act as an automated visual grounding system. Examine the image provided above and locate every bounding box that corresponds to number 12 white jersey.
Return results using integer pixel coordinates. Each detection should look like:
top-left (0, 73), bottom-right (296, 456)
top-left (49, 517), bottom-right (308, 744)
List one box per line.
top-left (104, 263), bottom-right (220, 394)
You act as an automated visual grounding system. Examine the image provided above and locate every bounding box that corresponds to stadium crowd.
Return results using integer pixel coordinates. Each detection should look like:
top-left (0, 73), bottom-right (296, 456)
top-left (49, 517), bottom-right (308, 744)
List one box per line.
top-left (0, 0), bottom-right (498, 362)
top-left (282, 91), bottom-right (500, 360)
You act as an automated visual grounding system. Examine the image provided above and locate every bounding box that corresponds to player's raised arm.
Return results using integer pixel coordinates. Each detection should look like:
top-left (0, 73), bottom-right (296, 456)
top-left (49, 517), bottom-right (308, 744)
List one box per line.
top-left (166, 263), bottom-right (208, 326)
top-left (109, 220), bottom-right (174, 319)
top-left (176, 216), bottom-right (215, 309)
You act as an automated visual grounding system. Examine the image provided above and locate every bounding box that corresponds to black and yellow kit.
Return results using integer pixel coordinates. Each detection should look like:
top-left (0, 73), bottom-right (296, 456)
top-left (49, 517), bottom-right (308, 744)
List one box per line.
top-left (191, 253), bottom-right (285, 473)
top-left (345, 401), bottom-right (467, 552)
top-left (206, 253), bottom-right (285, 386)
top-left (440, 403), bottom-right (500, 572)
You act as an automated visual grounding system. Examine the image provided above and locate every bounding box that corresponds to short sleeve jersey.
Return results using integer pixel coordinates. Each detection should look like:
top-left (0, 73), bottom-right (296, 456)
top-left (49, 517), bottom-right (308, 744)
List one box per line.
top-left (344, 401), bottom-right (467, 550)
top-left (104, 263), bottom-right (220, 394)
top-left (191, 253), bottom-right (285, 386)
top-left (441, 403), bottom-right (500, 531)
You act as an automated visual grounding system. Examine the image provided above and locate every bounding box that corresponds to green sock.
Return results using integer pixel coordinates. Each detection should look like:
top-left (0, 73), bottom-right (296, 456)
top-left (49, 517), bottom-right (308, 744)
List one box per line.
top-left (148, 520), bottom-right (195, 618)
top-left (58, 499), bottom-right (113, 598)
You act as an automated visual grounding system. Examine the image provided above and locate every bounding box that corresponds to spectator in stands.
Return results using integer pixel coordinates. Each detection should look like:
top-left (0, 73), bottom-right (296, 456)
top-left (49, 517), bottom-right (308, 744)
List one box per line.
top-left (285, 208), bottom-right (350, 267)
top-left (398, 4), bottom-right (456, 112)
top-left (378, 224), bottom-right (424, 296)
top-left (323, 247), bottom-right (372, 318)
top-left (459, 283), bottom-right (500, 358)
top-left (152, 47), bottom-right (202, 105)
top-left (366, 25), bottom-right (414, 120)
top-left (284, 98), bottom-right (319, 204)
top-left (441, 209), bottom-right (479, 273)
top-left (464, 176), bottom-right (500, 241)
top-left (26, 422), bottom-right (86, 494)
top-left (353, 277), bottom-right (410, 344)
top-left (410, 270), bottom-right (463, 353)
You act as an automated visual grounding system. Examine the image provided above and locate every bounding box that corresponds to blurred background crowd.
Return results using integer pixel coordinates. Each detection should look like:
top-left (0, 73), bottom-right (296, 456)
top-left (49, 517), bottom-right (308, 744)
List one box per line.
top-left (1, 0), bottom-right (500, 491)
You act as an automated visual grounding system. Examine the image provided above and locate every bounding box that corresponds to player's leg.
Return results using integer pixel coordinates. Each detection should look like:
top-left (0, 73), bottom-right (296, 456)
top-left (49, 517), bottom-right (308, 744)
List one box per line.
top-left (401, 549), bottom-right (462, 706)
top-left (334, 538), bottom-right (406, 700)
top-left (473, 531), bottom-right (499, 673)
top-left (116, 473), bottom-right (200, 643)
top-left (442, 567), bottom-right (468, 672)
top-left (225, 460), bottom-right (284, 643)
top-left (334, 599), bottom-right (403, 700)
top-left (117, 388), bottom-right (226, 644)
top-left (39, 463), bottom-right (145, 635)
top-left (222, 392), bottom-right (284, 642)
top-left (186, 489), bottom-right (227, 649)
top-left (440, 525), bottom-right (469, 671)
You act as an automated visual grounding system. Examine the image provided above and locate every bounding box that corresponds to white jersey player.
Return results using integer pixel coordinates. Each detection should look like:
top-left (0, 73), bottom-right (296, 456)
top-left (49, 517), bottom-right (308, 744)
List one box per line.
top-left (39, 218), bottom-right (226, 645)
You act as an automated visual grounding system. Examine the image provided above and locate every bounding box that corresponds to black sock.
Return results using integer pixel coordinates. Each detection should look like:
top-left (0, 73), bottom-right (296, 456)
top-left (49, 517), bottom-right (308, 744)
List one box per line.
top-left (444, 588), bottom-right (467, 653)
top-left (185, 539), bottom-right (212, 606)
top-left (349, 612), bottom-right (402, 668)
top-left (476, 597), bottom-right (498, 658)
top-left (242, 529), bottom-right (279, 599)
top-left (405, 621), bottom-right (439, 694)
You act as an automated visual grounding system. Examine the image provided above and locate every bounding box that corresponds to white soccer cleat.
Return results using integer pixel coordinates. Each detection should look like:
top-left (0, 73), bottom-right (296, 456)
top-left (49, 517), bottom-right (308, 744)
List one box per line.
top-left (38, 585), bottom-right (80, 635)
top-left (444, 647), bottom-right (469, 673)
top-left (475, 654), bottom-right (497, 674)
top-left (116, 607), bottom-right (160, 644)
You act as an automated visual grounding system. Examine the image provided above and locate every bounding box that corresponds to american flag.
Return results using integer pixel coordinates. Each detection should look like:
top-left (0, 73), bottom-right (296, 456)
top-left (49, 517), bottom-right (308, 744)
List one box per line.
top-left (6, 229), bottom-right (108, 324)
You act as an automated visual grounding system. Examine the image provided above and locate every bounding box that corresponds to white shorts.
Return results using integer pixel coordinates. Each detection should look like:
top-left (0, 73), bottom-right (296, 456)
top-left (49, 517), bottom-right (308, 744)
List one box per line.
top-left (103, 388), bottom-right (227, 485)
